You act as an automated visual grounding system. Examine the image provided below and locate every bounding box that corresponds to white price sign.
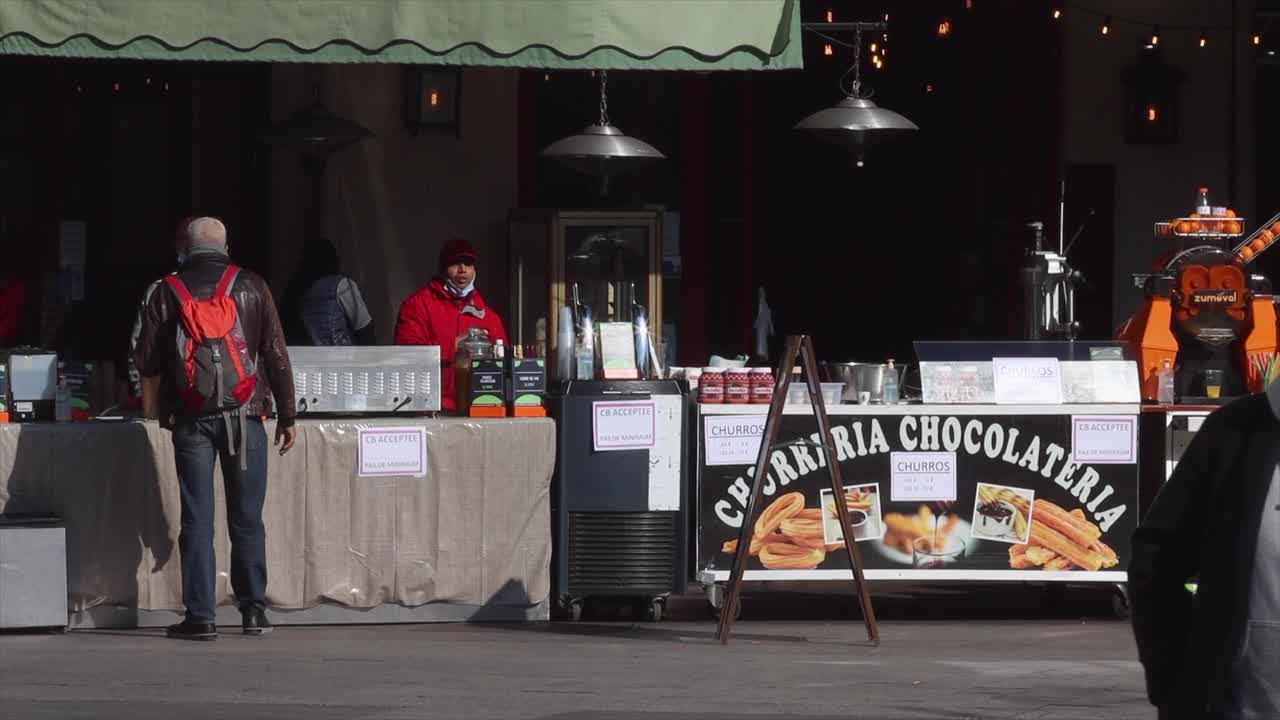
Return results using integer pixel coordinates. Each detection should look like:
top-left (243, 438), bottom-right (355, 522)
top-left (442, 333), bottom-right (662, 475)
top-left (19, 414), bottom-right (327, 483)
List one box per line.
top-left (992, 357), bottom-right (1064, 405)
top-left (703, 415), bottom-right (766, 466)
top-left (1072, 416), bottom-right (1138, 464)
top-left (890, 452), bottom-right (957, 502)
top-left (592, 401), bottom-right (656, 451)
top-left (358, 427), bottom-right (427, 477)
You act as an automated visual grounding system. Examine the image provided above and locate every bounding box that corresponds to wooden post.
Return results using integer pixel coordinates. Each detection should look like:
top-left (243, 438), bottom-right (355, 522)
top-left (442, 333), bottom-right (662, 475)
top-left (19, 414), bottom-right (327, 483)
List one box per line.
top-left (714, 335), bottom-right (879, 645)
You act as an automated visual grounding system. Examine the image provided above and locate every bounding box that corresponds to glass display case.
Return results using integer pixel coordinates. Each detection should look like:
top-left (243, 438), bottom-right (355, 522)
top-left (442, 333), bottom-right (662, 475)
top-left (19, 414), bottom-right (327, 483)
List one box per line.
top-left (507, 210), bottom-right (664, 361)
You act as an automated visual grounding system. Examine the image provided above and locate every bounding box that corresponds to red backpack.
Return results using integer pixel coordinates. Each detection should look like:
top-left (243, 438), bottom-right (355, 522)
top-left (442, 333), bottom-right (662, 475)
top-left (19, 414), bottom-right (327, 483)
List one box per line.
top-left (165, 266), bottom-right (257, 413)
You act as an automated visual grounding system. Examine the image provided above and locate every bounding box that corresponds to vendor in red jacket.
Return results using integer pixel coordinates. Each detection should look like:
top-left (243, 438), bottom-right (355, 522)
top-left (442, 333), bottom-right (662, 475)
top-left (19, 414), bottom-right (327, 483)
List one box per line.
top-left (394, 238), bottom-right (508, 411)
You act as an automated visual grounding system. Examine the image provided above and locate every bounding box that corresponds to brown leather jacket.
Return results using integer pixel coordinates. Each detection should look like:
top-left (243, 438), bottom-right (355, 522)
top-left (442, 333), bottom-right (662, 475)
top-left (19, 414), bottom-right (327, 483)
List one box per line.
top-left (134, 250), bottom-right (296, 428)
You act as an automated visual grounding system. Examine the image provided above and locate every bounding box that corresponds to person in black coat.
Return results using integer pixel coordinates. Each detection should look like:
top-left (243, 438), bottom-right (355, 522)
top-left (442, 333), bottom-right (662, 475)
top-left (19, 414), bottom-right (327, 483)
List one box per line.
top-left (1130, 379), bottom-right (1280, 719)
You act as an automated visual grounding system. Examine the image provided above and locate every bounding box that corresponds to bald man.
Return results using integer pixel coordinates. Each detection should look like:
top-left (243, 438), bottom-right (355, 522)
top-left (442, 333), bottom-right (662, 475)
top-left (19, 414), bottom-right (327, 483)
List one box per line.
top-left (135, 217), bottom-right (297, 641)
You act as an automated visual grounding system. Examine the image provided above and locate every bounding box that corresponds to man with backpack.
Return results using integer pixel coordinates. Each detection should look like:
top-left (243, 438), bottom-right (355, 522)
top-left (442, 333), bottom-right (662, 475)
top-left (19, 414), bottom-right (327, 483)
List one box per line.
top-left (135, 217), bottom-right (297, 641)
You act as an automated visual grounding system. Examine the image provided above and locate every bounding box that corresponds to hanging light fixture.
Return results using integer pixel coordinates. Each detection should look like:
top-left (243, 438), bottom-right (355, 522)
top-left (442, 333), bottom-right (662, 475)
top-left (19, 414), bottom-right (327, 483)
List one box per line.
top-left (262, 85), bottom-right (374, 163)
top-left (794, 24), bottom-right (918, 165)
top-left (539, 70), bottom-right (665, 195)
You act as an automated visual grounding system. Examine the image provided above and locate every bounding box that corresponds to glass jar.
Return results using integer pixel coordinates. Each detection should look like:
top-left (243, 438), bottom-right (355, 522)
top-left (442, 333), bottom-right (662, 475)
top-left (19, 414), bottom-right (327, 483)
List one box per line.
top-left (750, 367), bottom-right (775, 404)
top-left (699, 367), bottom-right (726, 404)
top-left (725, 369), bottom-right (751, 404)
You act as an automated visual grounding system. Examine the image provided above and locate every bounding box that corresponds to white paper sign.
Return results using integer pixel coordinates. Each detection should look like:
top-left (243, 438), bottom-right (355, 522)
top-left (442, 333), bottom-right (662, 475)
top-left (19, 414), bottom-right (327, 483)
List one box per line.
top-left (592, 401), bottom-right (656, 451)
top-left (1071, 416), bottom-right (1138, 464)
top-left (648, 396), bottom-right (683, 511)
top-left (703, 414), bottom-right (766, 466)
top-left (358, 427), bottom-right (427, 477)
top-left (992, 357), bottom-right (1064, 405)
top-left (890, 451), bottom-right (957, 502)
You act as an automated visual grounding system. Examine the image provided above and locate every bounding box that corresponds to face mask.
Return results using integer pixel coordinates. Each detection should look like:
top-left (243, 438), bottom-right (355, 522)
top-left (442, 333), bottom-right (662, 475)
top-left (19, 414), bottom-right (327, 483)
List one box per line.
top-left (446, 281), bottom-right (475, 298)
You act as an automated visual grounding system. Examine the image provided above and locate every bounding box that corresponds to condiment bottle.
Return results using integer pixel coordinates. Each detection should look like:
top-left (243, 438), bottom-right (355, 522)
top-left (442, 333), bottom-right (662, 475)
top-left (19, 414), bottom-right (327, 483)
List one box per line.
top-left (882, 359), bottom-right (899, 404)
top-left (725, 368), bottom-right (751, 404)
top-left (699, 367), bottom-right (725, 404)
top-left (750, 367), bottom-right (775, 404)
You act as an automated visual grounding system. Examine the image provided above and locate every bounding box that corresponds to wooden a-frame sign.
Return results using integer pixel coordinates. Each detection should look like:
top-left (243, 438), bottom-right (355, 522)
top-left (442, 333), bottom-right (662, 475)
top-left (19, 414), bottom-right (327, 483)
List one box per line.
top-left (714, 335), bottom-right (880, 645)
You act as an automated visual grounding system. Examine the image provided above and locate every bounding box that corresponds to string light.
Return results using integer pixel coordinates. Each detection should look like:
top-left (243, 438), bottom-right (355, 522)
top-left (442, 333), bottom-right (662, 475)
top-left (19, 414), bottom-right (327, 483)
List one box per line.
top-left (881, 46), bottom-right (889, 57)
top-left (543, 72), bottom-right (551, 82)
top-left (1254, 33), bottom-right (1262, 46)
top-left (823, 43), bottom-right (833, 56)
top-left (826, 8), bottom-right (833, 23)
top-left (925, 83), bottom-right (935, 94)
top-left (870, 41), bottom-right (879, 53)
top-left (965, 0), bottom-right (974, 11)
top-left (1150, 26), bottom-right (1160, 46)
top-left (1199, 28), bottom-right (1207, 48)
top-left (1051, 7), bottom-right (1062, 21)
top-left (1147, 105), bottom-right (1158, 123)
top-left (937, 18), bottom-right (952, 38)
top-left (882, 12), bottom-right (889, 22)
top-left (1101, 16), bottom-right (1111, 36)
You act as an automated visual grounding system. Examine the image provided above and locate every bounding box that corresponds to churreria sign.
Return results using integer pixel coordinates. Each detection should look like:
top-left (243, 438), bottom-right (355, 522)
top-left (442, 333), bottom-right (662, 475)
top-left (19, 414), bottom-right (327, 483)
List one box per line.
top-left (712, 415), bottom-right (1127, 533)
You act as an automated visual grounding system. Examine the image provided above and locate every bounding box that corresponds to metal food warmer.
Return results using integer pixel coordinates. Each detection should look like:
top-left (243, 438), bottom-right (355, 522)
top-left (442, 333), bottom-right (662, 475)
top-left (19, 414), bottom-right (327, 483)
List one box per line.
top-left (288, 346), bottom-right (441, 415)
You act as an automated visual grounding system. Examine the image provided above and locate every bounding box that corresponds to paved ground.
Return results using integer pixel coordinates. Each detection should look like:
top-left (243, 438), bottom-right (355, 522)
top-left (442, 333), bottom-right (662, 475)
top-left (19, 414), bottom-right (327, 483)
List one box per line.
top-left (0, 587), bottom-right (1152, 720)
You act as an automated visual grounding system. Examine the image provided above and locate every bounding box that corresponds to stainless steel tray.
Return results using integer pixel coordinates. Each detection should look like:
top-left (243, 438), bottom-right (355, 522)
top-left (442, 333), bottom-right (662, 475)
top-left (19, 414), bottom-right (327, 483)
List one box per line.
top-left (288, 346), bottom-right (441, 414)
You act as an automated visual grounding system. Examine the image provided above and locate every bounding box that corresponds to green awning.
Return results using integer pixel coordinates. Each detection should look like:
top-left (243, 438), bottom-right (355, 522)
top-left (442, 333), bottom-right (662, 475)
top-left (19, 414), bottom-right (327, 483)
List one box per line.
top-left (0, 0), bottom-right (801, 70)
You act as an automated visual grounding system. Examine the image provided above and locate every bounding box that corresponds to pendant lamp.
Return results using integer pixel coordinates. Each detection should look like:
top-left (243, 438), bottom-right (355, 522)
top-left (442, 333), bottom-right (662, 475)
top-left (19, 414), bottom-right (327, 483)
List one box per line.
top-left (795, 27), bottom-right (917, 163)
top-left (540, 71), bottom-right (665, 195)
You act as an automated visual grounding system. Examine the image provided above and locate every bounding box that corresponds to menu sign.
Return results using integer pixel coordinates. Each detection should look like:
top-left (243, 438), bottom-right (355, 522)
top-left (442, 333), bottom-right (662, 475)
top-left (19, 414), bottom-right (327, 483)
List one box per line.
top-left (992, 357), bottom-right (1063, 405)
top-left (697, 411), bottom-right (1136, 580)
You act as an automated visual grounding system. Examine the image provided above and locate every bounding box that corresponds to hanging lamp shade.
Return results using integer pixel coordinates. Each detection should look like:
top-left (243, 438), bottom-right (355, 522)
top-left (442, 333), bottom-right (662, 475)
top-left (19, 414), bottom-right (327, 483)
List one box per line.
top-left (263, 87), bottom-right (374, 160)
top-left (540, 123), bottom-right (665, 174)
top-left (793, 96), bottom-right (918, 150)
top-left (540, 71), bottom-right (664, 193)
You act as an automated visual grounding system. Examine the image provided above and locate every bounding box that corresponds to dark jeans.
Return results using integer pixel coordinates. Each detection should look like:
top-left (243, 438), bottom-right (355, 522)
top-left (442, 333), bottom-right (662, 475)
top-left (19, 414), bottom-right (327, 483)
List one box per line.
top-left (172, 416), bottom-right (269, 623)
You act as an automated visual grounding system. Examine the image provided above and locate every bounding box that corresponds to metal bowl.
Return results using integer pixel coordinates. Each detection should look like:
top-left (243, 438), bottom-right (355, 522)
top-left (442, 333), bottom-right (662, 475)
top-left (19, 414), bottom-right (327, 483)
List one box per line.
top-left (821, 362), bottom-right (890, 403)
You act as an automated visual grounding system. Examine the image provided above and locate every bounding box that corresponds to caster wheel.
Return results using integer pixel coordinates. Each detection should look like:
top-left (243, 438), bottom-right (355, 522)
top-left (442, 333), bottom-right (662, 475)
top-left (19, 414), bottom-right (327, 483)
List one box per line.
top-left (643, 599), bottom-right (664, 623)
top-left (1111, 586), bottom-right (1131, 620)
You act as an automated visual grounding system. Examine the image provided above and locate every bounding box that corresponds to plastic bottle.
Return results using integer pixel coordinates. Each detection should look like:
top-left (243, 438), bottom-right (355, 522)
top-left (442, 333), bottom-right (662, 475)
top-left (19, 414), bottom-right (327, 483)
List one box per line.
top-left (55, 375), bottom-right (70, 422)
top-left (1157, 358), bottom-right (1175, 405)
top-left (883, 359), bottom-right (900, 404)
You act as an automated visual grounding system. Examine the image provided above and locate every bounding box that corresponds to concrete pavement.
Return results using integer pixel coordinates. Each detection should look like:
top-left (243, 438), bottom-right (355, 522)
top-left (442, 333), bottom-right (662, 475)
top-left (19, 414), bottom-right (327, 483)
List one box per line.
top-left (0, 610), bottom-right (1150, 719)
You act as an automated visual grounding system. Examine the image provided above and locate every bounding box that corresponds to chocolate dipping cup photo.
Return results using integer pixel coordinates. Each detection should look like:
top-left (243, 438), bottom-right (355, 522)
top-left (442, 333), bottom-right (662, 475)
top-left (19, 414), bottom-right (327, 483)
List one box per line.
top-left (913, 536), bottom-right (966, 569)
top-left (975, 499), bottom-right (1018, 538)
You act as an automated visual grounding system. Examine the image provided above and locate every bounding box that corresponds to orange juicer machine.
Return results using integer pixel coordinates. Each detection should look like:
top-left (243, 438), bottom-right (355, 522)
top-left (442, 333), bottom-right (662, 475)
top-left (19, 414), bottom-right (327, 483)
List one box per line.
top-left (1117, 211), bottom-right (1280, 401)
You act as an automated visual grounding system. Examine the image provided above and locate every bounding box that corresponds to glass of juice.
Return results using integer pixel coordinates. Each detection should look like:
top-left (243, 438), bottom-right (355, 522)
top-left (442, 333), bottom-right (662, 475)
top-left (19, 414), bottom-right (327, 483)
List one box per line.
top-left (1204, 369), bottom-right (1223, 399)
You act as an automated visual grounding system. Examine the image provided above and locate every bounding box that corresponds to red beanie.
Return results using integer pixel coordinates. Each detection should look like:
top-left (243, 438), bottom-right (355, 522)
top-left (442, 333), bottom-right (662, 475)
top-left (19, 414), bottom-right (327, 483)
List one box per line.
top-left (439, 238), bottom-right (477, 271)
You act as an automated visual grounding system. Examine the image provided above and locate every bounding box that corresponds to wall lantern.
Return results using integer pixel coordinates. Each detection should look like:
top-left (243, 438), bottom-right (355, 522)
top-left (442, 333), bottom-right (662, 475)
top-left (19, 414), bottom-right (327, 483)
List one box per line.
top-left (1122, 44), bottom-right (1184, 145)
top-left (404, 67), bottom-right (462, 137)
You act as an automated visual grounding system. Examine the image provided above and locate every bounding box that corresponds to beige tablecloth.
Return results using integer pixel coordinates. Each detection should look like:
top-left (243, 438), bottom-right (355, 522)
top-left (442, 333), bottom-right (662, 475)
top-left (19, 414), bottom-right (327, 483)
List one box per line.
top-left (0, 418), bottom-right (553, 616)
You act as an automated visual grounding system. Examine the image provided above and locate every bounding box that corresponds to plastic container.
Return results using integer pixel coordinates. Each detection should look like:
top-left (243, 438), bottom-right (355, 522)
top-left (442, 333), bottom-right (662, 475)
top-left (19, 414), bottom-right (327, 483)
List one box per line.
top-left (786, 382), bottom-right (844, 405)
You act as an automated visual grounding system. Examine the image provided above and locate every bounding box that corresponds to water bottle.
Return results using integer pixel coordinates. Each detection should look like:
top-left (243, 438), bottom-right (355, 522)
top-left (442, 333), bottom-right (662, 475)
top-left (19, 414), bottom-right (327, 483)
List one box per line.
top-left (55, 374), bottom-right (71, 422)
top-left (883, 359), bottom-right (900, 404)
top-left (1157, 359), bottom-right (1175, 404)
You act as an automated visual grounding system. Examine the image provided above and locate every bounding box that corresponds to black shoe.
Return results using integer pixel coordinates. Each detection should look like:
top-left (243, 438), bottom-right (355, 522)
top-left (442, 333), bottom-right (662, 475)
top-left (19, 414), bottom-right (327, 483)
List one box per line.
top-left (241, 608), bottom-right (273, 636)
top-left (166, 621), bottom-right (217, 641)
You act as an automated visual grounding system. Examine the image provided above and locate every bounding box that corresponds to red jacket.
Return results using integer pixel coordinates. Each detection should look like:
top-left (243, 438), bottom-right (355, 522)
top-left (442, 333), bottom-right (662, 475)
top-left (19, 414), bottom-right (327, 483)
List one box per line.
top-left (394, 278), bottom-right (508, 410)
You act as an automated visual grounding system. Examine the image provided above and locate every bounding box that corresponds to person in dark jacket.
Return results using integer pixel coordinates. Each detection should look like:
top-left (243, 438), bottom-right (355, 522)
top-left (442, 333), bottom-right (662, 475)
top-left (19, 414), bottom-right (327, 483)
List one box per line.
top-left (281, 237), bottom-right (375, 346)
top-left (394, 238), bottom-right (507, 411)
top-left (1130, 379), bottom-right (1280, 719)
top-left (135, 217), bottom-right (297, 642)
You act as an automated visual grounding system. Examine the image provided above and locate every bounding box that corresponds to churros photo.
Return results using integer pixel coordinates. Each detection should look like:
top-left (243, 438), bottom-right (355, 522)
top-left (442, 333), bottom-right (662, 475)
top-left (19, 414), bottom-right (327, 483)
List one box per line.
top-left (1006, 499), bottom-right (1120, 572)
top-left (971, 482), bottom-right (1034, 544)
top-left (819, 483), bottom-right (884, 545)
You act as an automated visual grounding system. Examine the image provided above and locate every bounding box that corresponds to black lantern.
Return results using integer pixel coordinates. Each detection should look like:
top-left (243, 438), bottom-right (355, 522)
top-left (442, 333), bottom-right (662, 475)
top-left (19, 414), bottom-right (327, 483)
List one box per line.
top-left (1122, 44), bottom-right (1185, 145)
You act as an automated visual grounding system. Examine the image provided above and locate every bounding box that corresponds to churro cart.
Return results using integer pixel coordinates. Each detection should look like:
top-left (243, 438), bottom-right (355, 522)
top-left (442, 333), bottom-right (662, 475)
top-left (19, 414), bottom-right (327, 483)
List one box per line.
top-left (693, 342), bottom-right (1140, 617)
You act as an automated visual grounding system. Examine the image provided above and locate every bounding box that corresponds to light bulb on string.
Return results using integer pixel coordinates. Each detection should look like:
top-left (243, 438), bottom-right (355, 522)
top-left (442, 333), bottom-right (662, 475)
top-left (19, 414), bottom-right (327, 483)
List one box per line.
top-left (965, 0), bottom-right (974, 11)
top-left (937, 18), bottom-right (952, 38)
top-left (1151, 26), bottom-right (1161, 46)
top-left (1199, 29), bottom-right (1208, 48)
top-left (823, 43), bottom-right (834, 57)
top-left (1254, 33), bottom-right (1262, 46)
top-left (870, 41), bottom-right (879, 53)
top-left (1051, 7), bottom-right (1062, 21)
top-left (826, 8), bottom-right (833, 23)
top-left (1101, 16), bottom-right (1111, 36)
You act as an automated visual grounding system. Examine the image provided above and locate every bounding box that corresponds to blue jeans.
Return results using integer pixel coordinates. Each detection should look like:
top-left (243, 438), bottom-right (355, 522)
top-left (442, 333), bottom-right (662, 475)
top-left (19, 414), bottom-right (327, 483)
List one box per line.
top-left (172, 416), bottom-right (269, 623)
